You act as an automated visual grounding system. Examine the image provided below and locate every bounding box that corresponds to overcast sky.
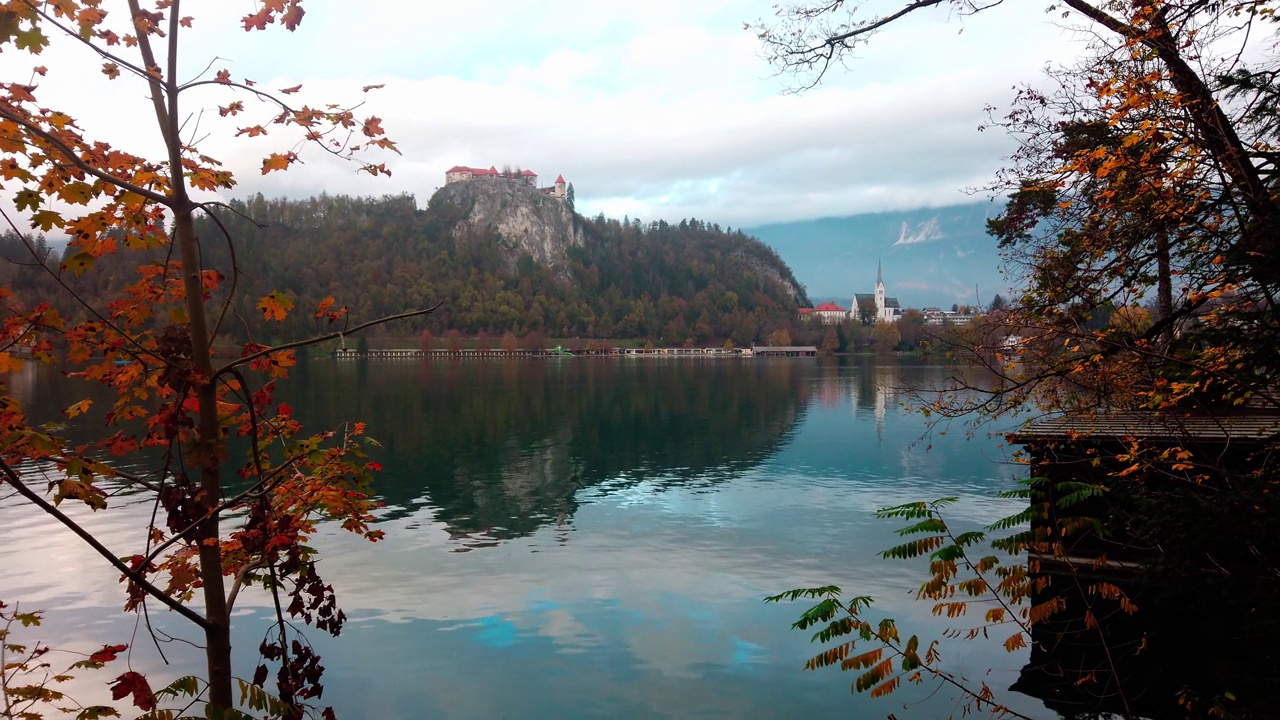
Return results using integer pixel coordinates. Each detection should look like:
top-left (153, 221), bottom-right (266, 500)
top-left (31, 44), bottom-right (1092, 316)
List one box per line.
top-left (19, 1), bottom-right (1089, 228)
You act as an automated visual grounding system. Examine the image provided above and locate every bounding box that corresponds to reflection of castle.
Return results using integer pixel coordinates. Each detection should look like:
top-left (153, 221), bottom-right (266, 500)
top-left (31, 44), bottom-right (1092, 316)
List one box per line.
top-left (444, 165), bottom-right (568, 200)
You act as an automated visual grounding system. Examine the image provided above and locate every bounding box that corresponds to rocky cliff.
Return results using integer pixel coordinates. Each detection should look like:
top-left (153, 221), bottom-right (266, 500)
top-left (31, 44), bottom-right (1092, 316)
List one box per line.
top-left (428, 179), bottom-right (583, 275)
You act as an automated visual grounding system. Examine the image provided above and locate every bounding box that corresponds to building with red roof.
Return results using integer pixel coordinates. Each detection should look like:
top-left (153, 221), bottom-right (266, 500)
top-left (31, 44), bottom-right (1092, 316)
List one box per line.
top-left (444, 165), bottom-right (569, 200)
top-left (798, 301), bottom-right (850, 325)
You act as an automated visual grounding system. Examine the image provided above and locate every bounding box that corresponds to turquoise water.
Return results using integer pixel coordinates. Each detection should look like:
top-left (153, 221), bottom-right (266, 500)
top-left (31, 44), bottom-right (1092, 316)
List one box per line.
top-left (0, 357), bottom-right (1051, 718)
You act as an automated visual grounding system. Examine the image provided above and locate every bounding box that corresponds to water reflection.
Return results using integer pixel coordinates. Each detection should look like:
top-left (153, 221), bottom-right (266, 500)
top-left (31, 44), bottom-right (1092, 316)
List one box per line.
top-left (1, 357), bottom-right (1048, 720)
top-left (284, 358), bottom-right (812, 541)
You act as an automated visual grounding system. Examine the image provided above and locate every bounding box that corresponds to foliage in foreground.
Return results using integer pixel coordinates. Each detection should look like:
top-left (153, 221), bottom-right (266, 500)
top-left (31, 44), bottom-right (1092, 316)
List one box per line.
top-left (758, 0), bottom-right (1280, 716)
top-left (1, 0), bottom-right (422, 717)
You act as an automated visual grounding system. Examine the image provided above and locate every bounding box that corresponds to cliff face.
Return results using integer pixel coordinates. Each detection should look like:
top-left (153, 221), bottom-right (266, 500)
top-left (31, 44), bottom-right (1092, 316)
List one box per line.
top-left (731, 248), bottom-right (808, 307)
top-left (428, 180), bottom-right (583, 274)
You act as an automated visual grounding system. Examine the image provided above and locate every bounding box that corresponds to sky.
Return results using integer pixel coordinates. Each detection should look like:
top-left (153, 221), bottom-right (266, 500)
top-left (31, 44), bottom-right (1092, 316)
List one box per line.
top-left (14, 0), bottom-right (1090, 229)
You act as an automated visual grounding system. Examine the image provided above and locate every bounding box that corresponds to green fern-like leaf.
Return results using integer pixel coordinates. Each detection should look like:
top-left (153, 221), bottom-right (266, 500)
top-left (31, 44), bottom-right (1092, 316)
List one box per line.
top-left (794, 598), bottom-right (843, 630)
top-left (894, 517), bottom-right (948, 536)
top-left (764, 585), bottom-right (841, 603)
top-left (812, 616), bottom-right (858, 644)
top-left (882, 535), bottom-right (944, 560)
top-left (987, 507), bottom-right (1033, 531)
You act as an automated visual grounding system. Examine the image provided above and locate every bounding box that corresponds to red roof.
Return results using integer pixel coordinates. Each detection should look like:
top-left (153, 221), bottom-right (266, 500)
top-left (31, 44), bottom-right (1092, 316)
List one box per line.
top-left (446, 165), bottom-right (540, 178)
top-left (798, 308), bottom-right (814, 315)
top-left (815, 302), bottom-right (847, 313)
top-left (555, 174), bottom-right (565, 183)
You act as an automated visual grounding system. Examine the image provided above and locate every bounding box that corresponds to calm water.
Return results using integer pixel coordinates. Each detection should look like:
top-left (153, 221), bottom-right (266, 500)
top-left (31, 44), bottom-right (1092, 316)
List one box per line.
top-left (1, 357), bottom-right (1053, 719)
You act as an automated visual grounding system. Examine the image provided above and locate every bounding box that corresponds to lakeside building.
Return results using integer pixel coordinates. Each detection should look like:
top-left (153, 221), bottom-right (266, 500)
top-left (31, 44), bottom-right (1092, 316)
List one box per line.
top-left (853, 262), bottom-right (902, 322)
top-left (797, 301), bottom-right (850, 325)
top-left (921, 308), bottom-right (980, 325)
top-left (798, 261), bottom-right (903, 323)
top-left (444, 165), bottom-right (568, 200)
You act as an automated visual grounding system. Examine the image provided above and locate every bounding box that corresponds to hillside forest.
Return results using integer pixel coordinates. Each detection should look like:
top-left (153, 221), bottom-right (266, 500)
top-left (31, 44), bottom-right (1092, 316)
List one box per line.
top-left (1, 192), bottom-right (849, 349)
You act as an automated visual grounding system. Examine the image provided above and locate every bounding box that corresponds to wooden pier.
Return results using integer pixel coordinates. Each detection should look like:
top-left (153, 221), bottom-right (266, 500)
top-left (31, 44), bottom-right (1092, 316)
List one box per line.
top-left (332, 345), bottom-right (818, 359)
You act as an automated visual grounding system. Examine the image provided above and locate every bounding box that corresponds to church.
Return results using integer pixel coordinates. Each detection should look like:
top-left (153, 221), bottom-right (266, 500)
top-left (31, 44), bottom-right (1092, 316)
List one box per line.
top-left (852, 262), bottom-right (902, 323)
top-left (797, 262), bottom-right (903, 324)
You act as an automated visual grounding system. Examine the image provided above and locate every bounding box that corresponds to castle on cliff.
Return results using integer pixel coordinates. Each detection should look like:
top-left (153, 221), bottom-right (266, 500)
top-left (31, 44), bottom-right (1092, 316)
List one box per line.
top-left (445, 165), bottom-right (568, 200)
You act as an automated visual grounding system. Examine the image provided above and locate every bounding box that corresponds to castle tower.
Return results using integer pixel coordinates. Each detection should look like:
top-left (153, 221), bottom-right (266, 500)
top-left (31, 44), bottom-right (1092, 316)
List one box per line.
top-left (875, 260), bottom-right (885, 320)
top-left (553, 174), bottom-right (566, 198)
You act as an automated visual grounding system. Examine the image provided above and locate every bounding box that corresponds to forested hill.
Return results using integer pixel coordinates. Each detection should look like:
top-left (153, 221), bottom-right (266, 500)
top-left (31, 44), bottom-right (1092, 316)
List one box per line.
top-left (5, 191), bottom-right (809, 345)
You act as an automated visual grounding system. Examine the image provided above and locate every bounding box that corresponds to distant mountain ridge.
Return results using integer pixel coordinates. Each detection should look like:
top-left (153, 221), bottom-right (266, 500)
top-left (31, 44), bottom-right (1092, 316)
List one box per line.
top-left (744, 201), bottom-right (1017, 311)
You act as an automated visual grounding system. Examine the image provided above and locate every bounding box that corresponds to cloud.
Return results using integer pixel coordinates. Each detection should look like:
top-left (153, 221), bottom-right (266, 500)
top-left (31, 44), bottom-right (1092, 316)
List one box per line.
top-left (5, 0), bottom-right (1089, 235)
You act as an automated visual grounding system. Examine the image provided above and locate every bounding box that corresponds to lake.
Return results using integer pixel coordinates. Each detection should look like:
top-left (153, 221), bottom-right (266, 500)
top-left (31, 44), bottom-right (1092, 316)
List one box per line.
top-left (0, 357), bottom-right (1054, 719)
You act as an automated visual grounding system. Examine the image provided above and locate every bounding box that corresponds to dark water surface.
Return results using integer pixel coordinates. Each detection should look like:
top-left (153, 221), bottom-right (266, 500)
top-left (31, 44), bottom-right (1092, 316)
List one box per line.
top-left (1, 357), bottom-right (1052, 719)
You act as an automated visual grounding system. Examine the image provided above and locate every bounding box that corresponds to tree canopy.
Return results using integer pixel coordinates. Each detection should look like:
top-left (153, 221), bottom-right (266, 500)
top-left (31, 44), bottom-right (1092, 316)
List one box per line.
top-left (0, 1), bottom-right (420, 717)
top-left (757, 1), bottom-right (1280, 716)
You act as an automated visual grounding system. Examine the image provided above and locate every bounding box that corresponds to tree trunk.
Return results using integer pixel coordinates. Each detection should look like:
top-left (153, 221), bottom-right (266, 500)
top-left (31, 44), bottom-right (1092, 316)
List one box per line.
top-left (173, 200), bottom-right (235, 711)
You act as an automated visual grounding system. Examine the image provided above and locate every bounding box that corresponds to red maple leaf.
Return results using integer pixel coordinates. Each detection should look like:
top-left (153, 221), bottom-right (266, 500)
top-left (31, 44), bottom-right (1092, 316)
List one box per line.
top-left (89, 644), bottom-right (128, 664)
top-left (109, 671), bottom-right (156, 711)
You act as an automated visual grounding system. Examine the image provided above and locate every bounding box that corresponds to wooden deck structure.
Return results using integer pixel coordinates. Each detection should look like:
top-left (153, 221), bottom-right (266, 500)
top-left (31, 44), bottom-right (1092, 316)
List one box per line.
top-left (1006, 409), bottom-right (1280, 715)
top-left (331, 346), bottom-right (802, 359)
top-left (749, 345), bottom-right (819, 357)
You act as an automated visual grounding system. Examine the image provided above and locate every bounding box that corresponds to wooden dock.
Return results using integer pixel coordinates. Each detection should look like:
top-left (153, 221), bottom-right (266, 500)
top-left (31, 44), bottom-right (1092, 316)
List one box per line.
top-left (332, 345), bottom-right (818, 359)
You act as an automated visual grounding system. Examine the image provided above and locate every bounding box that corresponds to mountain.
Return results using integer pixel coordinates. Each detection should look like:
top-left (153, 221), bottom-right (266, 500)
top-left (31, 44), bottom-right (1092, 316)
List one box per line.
top-left (743, 201), bottom-right (1016, 311)
top-left (7, 188), bottom-right (808, 345)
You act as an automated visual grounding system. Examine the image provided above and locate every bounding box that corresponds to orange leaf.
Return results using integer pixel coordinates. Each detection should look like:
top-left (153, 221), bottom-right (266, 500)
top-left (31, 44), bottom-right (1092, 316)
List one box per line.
top-left (256, 291), bottom-right (293, 321)
top-left (65, 399), bottom-right (92, 418)
top-left (282, 1), bottom-right (305, 30)
top-left (0, 352), bottom-right (23, 373)
top-left (261, 152), bottom-right (295, 174)
top-left (279, 83), bottom-right (302, 95)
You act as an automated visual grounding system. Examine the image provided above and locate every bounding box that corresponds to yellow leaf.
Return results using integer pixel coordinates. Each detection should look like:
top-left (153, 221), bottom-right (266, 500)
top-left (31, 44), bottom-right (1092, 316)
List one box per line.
top-left (256, 291), bottom-right (293, 321)
top-left (65, 399), bottom-right (92, 418)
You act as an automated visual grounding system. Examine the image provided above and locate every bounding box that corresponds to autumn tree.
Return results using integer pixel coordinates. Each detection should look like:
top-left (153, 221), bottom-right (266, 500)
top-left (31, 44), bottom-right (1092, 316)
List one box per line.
top-left (820, 325), bottom-right (838, 354)
top-left (500, 331), bottom-right (518, 352)
top-left (855, 296), bottom-right (876, 325)
top-left (870, 321), bottom-right (899, 352)
top-left (0, 1), bottom-right (427, 717)
top-left (756, 0), bottom-right (1280, 715)
top-left (445, 328), bottom-right (465, 353)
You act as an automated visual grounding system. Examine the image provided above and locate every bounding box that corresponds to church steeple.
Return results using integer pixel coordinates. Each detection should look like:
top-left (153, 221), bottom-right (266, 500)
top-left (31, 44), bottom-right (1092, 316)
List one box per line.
top-left (875, 260), bottom-right (885, 321)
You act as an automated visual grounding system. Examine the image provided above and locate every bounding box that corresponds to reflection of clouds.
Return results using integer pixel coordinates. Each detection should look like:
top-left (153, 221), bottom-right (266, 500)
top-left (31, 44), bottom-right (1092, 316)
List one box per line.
top-left (0, 360), bottom-right (1047, 719)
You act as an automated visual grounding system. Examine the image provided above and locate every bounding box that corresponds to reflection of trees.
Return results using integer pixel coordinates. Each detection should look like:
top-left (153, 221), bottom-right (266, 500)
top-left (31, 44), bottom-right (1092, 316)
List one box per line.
top-left (281, 359), bottom-right (810, 539)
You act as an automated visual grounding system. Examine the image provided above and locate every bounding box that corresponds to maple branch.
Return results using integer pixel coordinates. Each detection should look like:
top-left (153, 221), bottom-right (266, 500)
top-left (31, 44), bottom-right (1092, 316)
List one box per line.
top-left (178, 78), bottom-right (389, 172)
top-left (40, 456), bottom-right (161, 493)
top-left (226, 560), bottom-right (264, 614)
top-left (18, 0), bottom-right (154, 85)
top-left (0, 460), bottom-right (212, 630)
top-left (212, 304), bottom-right (442, 379)
top-left (192, 203), bottom-right (242, 345)
top-left (0, 105), bottom-right (171, 206)
top-left (0, 207), bottom-right (172, 367)
top-left (127, 0), bottom-right (174, 151)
